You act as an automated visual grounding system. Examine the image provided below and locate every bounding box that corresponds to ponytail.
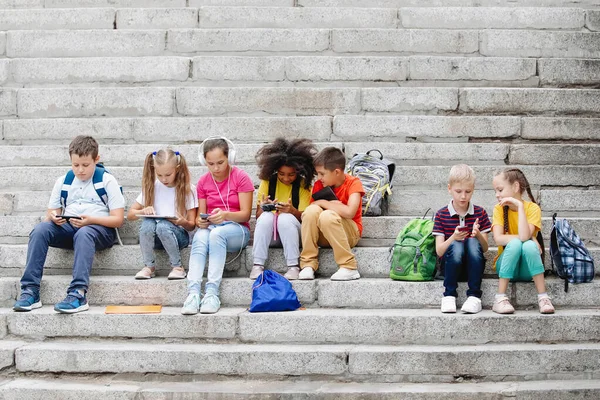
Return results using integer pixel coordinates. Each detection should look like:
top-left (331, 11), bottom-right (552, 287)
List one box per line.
top-left (141, 152), bottom-right (156, 210)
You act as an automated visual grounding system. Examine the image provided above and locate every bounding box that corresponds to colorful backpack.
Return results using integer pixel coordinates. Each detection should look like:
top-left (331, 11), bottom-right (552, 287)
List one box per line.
top-left (346, 149), bottom-right (395, 216)
top-left (389, 210), bottom-right (436, 281)
top-left (550, 213), bottom-right (595, 292)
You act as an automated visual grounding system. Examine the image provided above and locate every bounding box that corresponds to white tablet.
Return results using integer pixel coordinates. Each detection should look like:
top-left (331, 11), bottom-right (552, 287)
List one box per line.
top-left (138, 215), bottom-right (176, 219)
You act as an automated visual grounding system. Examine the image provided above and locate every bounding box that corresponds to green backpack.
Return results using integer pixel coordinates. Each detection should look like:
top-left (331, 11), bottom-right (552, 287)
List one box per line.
top-left (389, 210), bottom-right (436, 281)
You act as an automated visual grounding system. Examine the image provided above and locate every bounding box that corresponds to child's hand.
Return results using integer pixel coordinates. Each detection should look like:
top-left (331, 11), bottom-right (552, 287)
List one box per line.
top-left (276, 198), bottom-right (295, 214)
top-left (70, 215), bottom-right (91, 228)
top-left (168, 213), bottom-right (187, 227)
top-left (452, 226), bottom-right (470, 241)
top-left (49, 211), bottom-right (67, 226)
top-left (499, 197), bottom-right (523, 210)
top-left (207, 208), bottom-right (226, 225)
top-left (259, 193), bottom-right (274, 207)
top-left (140, 206), bottom-right (155, 215)
top-left (471, 218), bottom-right (480, 237)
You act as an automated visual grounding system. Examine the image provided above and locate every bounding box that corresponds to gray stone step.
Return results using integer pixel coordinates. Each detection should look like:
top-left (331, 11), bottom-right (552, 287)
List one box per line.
top-left (299, 0), bottom-right (600, 7)
top-left (7, 142), bottom-right (598, 167)
top-left (47, 0), bottom-right (188, 7)
top-left (6, 306), bottom-right (600, 346)
top-left (2, 378), bottom-right (600, 400)
top-left (539, 58), bottom-right (600, 86)
top-left (0, 340), bottom-right (22, 370)
top-left (12, 340), bottom-right (600, 381)
top-left (0, 8), bottom-right (115, 30)
top-left (1, 276), bottom-right (599, 309)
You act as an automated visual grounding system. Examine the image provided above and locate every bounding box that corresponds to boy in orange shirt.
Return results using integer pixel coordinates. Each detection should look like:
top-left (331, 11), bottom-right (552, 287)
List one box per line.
top-left (299, 147), bottom-right (365, 281)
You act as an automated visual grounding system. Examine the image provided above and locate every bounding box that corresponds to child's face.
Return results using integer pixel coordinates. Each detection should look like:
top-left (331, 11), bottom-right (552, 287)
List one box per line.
top-left (277, 165), bottom-right (298, 186)
top-left (493, 174), bottom-right (519, 202)
top-left (316, 165), bottom-right (342, 187)
top-left (70, 153), bottom-right (99, 181)
top-left (155, 162), bottom-right (178, 188)
top-left (448, 181), bottom-right (475, 209)
top-left (205, 148), bottom-right (229, 179)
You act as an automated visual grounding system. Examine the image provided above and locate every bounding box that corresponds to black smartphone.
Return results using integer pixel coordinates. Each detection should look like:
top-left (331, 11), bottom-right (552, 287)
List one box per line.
top-left (200, 213), bottom-right (210, 219)
top-left (57, 215), bottom-right (82, 220)
top-left (261, 203), bottom-right (277, 212)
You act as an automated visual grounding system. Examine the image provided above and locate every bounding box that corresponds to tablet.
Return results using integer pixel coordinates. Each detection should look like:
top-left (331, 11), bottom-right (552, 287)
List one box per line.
top-left (138, 215), bottom-right (176, 219)
top-left (312, 186), bottom-right (338, 202)
top-left (57, 215), bottom-right (82, 220)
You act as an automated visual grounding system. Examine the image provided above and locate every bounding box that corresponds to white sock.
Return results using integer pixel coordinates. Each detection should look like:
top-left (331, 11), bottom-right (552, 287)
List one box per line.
top-left (538, 292), bottom-right (549, 300)
top-left (495, 293), bottom-right (508, 300)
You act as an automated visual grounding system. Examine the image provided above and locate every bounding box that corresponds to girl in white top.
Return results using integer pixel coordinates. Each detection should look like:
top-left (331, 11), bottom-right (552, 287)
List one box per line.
top-left (127, 149), bottom-right (198, 280)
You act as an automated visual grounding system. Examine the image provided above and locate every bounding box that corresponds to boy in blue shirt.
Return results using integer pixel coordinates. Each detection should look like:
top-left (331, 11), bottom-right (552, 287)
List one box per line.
top-left (433, 164), bottom-right (491, 314)
top-left (13, 135), bottom-right (125, 314)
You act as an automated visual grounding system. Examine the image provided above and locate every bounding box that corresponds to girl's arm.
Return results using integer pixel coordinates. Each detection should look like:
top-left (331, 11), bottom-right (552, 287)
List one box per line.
top-left (127, 201), bottom-right (154, 221)
top-left (170, 207), bottom-right (197, 231)
top-left (207, 192), bottom-right (253, 225)
top-left (492, 225), bottom-right (519, 247)
top-left (196, 199), bottom-right (209, 229)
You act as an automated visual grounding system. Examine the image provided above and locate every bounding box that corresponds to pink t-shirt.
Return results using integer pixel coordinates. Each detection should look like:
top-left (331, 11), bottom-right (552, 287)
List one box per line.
top-left (197, 166), bottom-right (254, 228)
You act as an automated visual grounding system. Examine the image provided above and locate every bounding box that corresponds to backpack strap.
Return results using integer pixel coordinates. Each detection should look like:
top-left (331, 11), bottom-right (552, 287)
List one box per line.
top-left (60, 170), bottom-right (76, 209)
top-left (268, 175), bottom-right (277, 204)
top-left (268, 175), bottom-right (301, 209)
top-left (92, 165), bottom-right (109, 205)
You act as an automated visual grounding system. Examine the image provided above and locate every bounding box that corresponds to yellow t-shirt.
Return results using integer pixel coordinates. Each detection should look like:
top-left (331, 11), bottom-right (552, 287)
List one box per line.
top-left (256, 179), bottom-right (312, 212)
top-left (492, 200), bottom-right (542, 260)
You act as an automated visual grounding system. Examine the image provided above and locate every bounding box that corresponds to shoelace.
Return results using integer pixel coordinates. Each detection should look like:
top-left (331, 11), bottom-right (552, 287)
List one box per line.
top-left (184, 295), bottom-right (199, 307)
top-left (201, 293), bottom-right (218, 305)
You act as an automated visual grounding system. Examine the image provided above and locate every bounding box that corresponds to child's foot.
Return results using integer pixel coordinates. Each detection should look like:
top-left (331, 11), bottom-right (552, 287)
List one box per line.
top-left (181, 293), bottom-right (200, 315)
top-left (54, 291), bottom-right (89, 314)
top-left (298, 267), bottom-right (315, 280)
top-left (13, 291), bottom-right (42, 312)
top-left (441, 296), bottom-right (456, 313)
top-left (538, 296), bottom-right (555, 314)
top-left (461, 296), bottom-right (482, 314)
top-left (135, 266), bottom-right (155, 280)
top-left (331, 267), bottom-right (360, 281)
top-left (492, 296), bottom-right (515, 314)
top-left (284, 266), bottom-right (300, 280)
top-left (168, 267), bottom-right (186, 280)
top-left (200, 293), bottom-right (221, 314)
top-left (249, 264), bottom-right (264, 280)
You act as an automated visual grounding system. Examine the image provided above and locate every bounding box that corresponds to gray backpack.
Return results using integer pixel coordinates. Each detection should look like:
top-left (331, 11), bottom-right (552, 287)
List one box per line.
top-left (346, 149), bottom-right (395, 216)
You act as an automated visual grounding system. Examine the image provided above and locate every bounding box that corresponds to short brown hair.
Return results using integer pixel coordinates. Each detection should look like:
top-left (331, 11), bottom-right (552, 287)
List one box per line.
top-left (313, 147), bottom-right (346, 171)
top-left (69, 135), bottom-right (99, 159)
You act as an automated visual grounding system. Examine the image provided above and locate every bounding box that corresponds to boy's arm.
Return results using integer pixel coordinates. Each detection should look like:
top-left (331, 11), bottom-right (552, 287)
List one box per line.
top-left (70, 208), bottom-right (124, 229)
top-left (313, 192), bottom-right (361, 219)
top-left (435, 229), bottom-right (470, 257)
top-left (45, 208), bottom-right (68, 226)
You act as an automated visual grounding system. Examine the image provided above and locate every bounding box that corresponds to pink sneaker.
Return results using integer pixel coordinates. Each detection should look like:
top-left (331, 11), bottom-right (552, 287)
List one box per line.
top-left (492, 297), bottom-right (515, 314)
top-left (538, 297), bottom-right (555, 314)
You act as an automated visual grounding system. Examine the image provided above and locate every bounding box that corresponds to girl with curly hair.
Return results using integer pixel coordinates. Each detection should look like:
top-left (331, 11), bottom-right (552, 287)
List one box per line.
top-left (250, 137), bottom-right (317, 280)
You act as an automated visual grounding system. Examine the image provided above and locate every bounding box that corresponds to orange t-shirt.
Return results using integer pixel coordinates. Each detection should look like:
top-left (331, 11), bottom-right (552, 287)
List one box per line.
top-left (311, 174), bottom-right (365, 235)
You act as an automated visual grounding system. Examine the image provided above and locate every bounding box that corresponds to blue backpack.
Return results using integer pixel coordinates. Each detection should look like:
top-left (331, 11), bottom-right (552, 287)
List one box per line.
top-left (249, 270), bottom-right (301, 313)
top-left (550, 213), bottom-right (595, 292)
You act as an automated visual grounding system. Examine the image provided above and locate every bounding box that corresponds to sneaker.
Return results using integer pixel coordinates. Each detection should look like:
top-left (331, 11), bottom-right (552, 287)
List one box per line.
top-left (461, 296), bottom-right (482, 314)
top-left (181, 293), bottom-right (200, 315)
top-left (492, 296), bottom-right (515, 314)
top-left (168, 267), bottom-right (187, 280)
top-left (284, 266), bottom-right (300, 280)
top-left (200, 293), bottom-right (221, 314)
top-left (249, 264), bottom-right (264, 280)
top-left (13, 291), bottom-right (42, 312)
top-left (135, 266), bottom-right (155, 280)
top-left (298, 267), bottom-right (315, 280)
top-left (330, 267), bottom-right (361, 281)
top-left (54, 291), bottom-right (89, 314)
top-left (538, 296), bottom-right (555, 314)
top-left (441, 296), bottom-right (457, 313)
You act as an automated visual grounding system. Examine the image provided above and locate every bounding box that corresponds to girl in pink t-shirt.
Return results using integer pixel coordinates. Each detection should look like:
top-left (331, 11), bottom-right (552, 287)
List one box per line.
top-left (181, 138), bottom-right (254, 315)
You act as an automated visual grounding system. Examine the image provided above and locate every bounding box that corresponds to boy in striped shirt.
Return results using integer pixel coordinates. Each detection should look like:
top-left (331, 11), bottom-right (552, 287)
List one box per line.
top-left (433, 164), bottom-right (491, 314)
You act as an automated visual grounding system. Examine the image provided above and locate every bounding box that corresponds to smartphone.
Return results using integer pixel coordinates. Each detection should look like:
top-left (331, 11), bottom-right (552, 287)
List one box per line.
top-left (200, 213), bottom-right (210, 219)
top-left (57, 215), bottom-right (82, 220)
top-left (457, 226), bottom-right (471, 232)
top-left (261, 203), bottom-right (277, 212)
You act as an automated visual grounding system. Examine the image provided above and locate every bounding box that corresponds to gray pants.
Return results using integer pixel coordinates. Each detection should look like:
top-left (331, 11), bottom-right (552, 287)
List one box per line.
top-left (252, 212), bottom-right (301, 267)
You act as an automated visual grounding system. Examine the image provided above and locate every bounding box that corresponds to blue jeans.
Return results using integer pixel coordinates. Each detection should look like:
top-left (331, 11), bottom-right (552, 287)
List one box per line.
top-left (443, 238), bottom-right (485, 298)
top-left (496, 238), bottom-right (545, 281)
top-left (187, 222), bottom-right (250, 296)
top-left (20, 221), bottom-right (115, 295)
top-left (139, 218), bottom-right (189, 268)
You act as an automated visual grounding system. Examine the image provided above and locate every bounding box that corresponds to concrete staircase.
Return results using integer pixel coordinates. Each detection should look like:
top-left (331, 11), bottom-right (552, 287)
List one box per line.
top-left (1, 0), bottom-right (600, 398)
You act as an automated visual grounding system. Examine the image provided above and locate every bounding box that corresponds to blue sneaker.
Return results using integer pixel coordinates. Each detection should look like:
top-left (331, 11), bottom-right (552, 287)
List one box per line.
top-left (54, 291), bottom-right (89, 314)
top-left (13, 291), bottom-right (42, 312)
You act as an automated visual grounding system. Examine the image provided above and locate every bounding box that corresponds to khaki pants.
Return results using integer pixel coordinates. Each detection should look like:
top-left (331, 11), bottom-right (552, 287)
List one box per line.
top-left (300, 204), bottom-right (360, 271)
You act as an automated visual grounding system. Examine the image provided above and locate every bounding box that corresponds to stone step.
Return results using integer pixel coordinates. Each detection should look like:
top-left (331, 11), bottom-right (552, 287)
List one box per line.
top-left (11, 340), bottom-right (600, 381)
top-left (2, 378), bottom-right (600, 400)
top-left (3, 116), bottom-right (599, 144)
top-left (298, 0), bottom-right (600, 7)
top-left (1, 276), bottom-right (599, 309)
top-left (0, 8), bottom-right (115, 30)
top-left (5, 87), bottom-right (600, 119)
top-left (0, 340), bottom-right (22, 370)
top-left (5, 306), bottom-right (600, 346)
top-left (5, 142), bottom-right (599, 167)
top-left (7, 28), bottom-right (600, 58)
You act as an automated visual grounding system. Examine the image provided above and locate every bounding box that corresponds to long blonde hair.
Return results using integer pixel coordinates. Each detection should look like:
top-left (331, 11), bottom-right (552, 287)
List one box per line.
top-left (142, 149), bottom-right (191, 217)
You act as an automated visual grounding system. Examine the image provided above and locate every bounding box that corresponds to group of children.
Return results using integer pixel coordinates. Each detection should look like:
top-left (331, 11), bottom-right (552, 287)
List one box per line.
top-left (12, 135), bottom-right (554, 316)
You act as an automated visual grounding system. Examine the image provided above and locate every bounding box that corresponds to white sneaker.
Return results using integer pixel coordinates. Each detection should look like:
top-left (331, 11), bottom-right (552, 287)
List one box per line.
top-left (284, 267), bottom-right (300, 280)
top-left (441, 296), bottom-right (457, 313)
top-left (330, 268), bottom-right (361, 281)
top-left (181, 293), bottom-right (200, 315)
top-left (298, 267), bottom-right (315, 280)
top-left (200, 293), bottom-right (221, 314)
top-left (249, 264), bottom-right (264, 280)
top-left (461, 296), bottom-right (482, 314)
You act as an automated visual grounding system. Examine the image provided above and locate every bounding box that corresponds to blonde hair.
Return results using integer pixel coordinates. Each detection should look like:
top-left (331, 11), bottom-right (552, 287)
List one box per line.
top-left (142, 149), bottom-right (192, 217)
top-left (448, 164), bottom-right (475, 186)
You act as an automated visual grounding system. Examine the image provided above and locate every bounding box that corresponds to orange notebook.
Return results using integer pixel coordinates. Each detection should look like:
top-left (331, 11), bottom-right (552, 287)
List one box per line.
top-left (104, 305), bottom-right (162, 314)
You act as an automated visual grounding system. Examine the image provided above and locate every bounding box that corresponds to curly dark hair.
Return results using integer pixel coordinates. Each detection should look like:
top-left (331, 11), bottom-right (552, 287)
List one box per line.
top-left (256, 137), bottom-right (317, 190)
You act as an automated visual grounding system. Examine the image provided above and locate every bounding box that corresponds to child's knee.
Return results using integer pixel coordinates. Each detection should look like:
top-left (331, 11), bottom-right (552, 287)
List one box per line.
top-left (155, 220), bottom-right (173, 238)
top-left (318, 210), bottom-right (340, 226)
top-left (465, 237), bottom-right (483, 254)
top-left (505, 238), bottom-right (523, 251)
top-left (255, 211), bottom-right (274, 228)
top-left (30, 221), bottom-right (54, 238)
top-left (277, 213), bottom-right (297, 229)
top-left (445, 240), bottom-right (465, 261)
top-left (522, 240), bottom-right (539, 255)
top-left (302, 204), bottom-right (322, 219)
